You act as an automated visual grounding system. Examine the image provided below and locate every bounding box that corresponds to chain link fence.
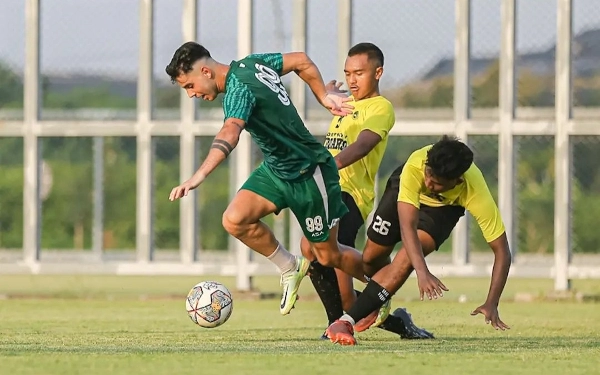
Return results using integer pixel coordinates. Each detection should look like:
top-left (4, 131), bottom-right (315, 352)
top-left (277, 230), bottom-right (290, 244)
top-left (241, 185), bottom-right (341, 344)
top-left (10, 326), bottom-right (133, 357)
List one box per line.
top-left (471, 0), bottom-right (501, 114)
top-left (196, 0), bottom-right (238, 120)
top-left (352, 1), bottom-right (455, 113)
top-left (102, 137), bottom-right (137, 256)
top-left (305, 0), bottom-right (338, 119)
top-left (154, 0), bottom-right (183, 121)
top-left (572, 0), bottom-right (600, 115)
top-left (2, 1), bottom-right (600, 270)
top-left (0, 138), bottom-right (24, 253)
top-left (0, 0), bottom-right (25, 121)
top-left (39, 0), bottom-right (139, 121)
top-left (515, 136), bottom-right (555, 255)
top-left (571, 136), bottom-right (600, 254)
top-left (515, 0), bottom-right (556, 116)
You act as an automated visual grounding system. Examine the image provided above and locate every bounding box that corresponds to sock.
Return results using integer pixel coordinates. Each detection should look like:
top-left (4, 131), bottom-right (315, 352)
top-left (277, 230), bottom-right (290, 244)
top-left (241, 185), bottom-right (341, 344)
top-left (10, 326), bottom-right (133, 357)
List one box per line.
top-left (346, 280), bottom-right (390, 322)
top-left (339, 313), bottom-right (355, 325)
top-left (354, 289), bottom-right (406, 335)
top-left (309, 261), bottom-right (344, 324)
top-left (266, 243), bottom-right (296, 274)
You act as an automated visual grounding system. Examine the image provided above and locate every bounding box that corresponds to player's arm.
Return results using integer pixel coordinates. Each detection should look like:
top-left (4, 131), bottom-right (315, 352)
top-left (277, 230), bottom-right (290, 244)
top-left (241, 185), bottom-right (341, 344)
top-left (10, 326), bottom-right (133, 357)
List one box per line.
top-left (281, 52), bottom-right (327, 101)
top-left (334, 130), bottom-right (381, 169)
top-left (280, 52), bottom-right (350, 115)
top-left (465, 182), bottom-right (512, 307)
top-left (396, 166), bottom-right (431, 277)
top-left (485, 233), bottom-right (511, 306)
top-left (397, 201), bottom-right (428, 274)
top-left (335, 103), bottom-right (394, 169)
top-left (397, 165), bottom-right (448, 300)
top-left (464, 173), bottom-right (511, 329)
top-left (254, 52), bottom-right (331, 102)
top-left (169, 84), bottom-right (254, 201)
top-left (185, 119), bottom-right (245, 188)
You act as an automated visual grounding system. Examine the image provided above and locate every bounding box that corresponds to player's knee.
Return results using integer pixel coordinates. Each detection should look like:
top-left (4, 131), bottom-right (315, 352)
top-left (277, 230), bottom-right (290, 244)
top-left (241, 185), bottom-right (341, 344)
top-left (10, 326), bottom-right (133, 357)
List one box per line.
top-left (362, 240), bottom-right (393, 275)
top-left (222, 209), bottom-right (248, 238)
top-left (363, 251), bottom-right (388, 274)
top-left (312, 245), bottom-right (341, 268)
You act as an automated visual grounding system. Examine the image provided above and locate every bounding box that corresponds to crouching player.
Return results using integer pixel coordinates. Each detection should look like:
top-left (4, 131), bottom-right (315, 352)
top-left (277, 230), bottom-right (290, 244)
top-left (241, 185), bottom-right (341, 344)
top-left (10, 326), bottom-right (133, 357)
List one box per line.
top-left (326, 136), bottom-right (512, 345)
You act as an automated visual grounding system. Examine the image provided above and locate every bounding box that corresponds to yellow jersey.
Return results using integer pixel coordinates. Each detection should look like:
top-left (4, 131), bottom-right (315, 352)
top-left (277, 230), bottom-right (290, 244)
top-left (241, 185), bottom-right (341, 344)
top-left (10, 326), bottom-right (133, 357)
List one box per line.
top-left (398, 145), bottom-right (506, 243)
top-left (324, 96), bottom-right (395, 219)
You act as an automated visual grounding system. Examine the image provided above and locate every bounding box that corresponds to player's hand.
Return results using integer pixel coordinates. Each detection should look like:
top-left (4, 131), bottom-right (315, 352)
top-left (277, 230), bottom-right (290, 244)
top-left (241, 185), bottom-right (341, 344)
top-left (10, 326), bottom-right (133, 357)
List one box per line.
top-left (321, 93), bottom-right (354, 117)
top-left (325, 80), bottom-right (348, 95)
top-left (416, 271), bottom-right (448, 301)
top-left (470, 303), bottom-right (510, 330)
top-left (169, 177), bottom-right (203, 201)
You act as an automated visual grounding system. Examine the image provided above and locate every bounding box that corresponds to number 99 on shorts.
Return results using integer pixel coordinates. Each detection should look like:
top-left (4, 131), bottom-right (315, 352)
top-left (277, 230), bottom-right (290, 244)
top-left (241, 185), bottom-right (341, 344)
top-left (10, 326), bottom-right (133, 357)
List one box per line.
top-left (305, 216), bottom-right (324, 233)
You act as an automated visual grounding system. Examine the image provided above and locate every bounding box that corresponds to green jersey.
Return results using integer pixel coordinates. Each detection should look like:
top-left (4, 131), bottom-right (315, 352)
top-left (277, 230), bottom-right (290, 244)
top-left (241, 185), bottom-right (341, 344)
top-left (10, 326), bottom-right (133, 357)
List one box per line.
top-left (222, 53), bottom-right (330, 181)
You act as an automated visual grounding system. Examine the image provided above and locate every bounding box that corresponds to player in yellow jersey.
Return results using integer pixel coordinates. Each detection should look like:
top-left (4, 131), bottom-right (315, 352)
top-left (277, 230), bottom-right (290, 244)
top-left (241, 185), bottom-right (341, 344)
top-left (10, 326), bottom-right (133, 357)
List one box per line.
top-left (325, 136), bottom-right (513, 345)
top-left (300, 43), bottom-right (432, 340)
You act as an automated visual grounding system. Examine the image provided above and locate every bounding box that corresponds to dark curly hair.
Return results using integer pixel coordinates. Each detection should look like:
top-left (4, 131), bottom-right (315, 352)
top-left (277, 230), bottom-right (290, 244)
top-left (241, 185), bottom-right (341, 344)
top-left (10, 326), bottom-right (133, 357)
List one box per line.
top-left (165, 42), bottom-right (211, 83)
top-left (426, 135), bottom-right (474, 180)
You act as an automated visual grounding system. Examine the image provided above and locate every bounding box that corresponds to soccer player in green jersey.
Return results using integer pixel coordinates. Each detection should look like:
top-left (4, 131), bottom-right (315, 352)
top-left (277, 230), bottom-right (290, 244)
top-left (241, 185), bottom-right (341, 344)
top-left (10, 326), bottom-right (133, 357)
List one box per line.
top-left (166, 42), bottom-right (369, 315)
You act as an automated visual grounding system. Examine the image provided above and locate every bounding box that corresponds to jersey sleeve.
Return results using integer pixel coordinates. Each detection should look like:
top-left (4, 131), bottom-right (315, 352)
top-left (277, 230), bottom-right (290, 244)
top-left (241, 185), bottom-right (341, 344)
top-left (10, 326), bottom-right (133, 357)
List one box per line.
top-left (223, 75), bottom-right (256, 122)
top-left (397, 164), bottom-right (423, 208)
top-left (363, 101), bottom-right (395, 139)
top-left (462, 169), bottom-right (506, 243)
top-left (248, 53), bottom-right (284, 75)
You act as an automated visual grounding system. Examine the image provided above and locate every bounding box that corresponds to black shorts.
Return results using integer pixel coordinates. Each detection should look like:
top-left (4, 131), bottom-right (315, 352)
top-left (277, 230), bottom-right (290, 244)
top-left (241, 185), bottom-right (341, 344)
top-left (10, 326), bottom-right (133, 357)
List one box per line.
top-left (366, 164), bottom-right (465, 249)
top-left (337, 192), bottom-right (365, 248)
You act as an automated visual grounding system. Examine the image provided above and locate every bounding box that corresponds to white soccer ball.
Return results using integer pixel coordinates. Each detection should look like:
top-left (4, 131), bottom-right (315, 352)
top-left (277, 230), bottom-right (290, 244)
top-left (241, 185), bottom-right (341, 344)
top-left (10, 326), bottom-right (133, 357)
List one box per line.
top-left (185, 281), bottom-right (234, 328)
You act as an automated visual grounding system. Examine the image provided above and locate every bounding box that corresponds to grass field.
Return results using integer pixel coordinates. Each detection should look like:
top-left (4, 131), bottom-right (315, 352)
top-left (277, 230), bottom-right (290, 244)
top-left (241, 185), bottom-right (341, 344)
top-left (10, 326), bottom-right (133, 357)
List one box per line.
top-left (0, 275), bottom-right (599, 375)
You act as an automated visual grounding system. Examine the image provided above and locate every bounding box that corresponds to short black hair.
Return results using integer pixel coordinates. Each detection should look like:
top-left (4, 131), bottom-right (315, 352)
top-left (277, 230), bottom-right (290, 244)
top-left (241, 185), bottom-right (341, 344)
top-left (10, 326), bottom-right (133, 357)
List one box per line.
top-left (348, 42), bottom-right (384, 67)
top-left (165, 42), bottom-right (211, 83)
top-left (426, 135), bottom-right (474, 180)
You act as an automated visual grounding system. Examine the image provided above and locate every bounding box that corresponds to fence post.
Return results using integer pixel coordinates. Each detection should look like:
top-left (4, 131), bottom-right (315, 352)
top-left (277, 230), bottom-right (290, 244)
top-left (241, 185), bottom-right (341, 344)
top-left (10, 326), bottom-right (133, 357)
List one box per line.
top-left (554, 0), bottom-right (573, 291)
top-left (180, 0), bottom-right (199, 264)
top-left (499, 0), bottom-right (517, 262)
top-left (233, 0), bottom-right (254, 292)
top-left (452, 0), bottom-right (471, 266)
top-left (136, 0), bottom-right (154, 262)
top-left (23, 0), bottom-right (41, 266)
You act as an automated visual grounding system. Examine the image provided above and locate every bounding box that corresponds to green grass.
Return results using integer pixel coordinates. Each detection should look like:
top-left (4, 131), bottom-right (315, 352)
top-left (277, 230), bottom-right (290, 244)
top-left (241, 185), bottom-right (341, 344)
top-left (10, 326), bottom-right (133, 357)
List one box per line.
top-left (0, 276), bottom-right (599, 375)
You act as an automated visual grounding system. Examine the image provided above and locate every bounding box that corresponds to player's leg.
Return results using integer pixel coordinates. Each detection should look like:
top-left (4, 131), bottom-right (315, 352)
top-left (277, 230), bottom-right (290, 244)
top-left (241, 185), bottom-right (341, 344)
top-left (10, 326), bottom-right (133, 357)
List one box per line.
top-left (326, 205), bottom-right (465, 345)
top-left (350, 185), bottom-right (400, 333)
top-left (361, 178), bottom-right (401, 276)
top-left (325, 230), bottom-right (436, 345)
top-left (289, 159), bottom-right (367, 282)
top-left (222, 163), bottom-right (309, 315)
top-left (319, 193), bottom-right (364, 308)
top-left (302, 192), bottom-right (364, 339)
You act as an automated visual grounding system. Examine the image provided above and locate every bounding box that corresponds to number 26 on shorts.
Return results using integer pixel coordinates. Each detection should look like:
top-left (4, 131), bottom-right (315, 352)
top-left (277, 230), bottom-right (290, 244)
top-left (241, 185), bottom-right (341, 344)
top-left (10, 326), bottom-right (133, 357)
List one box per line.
top-left (372, 215), bottom-right (391, 236)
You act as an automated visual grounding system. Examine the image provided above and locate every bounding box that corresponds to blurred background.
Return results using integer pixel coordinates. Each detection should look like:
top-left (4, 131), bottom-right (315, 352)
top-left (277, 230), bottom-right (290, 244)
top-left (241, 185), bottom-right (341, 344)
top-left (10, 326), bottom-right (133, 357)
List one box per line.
top-left (0, 0), bottom-right (598, 291)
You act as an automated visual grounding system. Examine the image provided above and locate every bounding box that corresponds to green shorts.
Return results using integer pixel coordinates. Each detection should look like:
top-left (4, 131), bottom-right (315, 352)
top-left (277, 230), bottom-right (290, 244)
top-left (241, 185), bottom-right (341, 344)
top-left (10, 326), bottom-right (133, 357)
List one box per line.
top-left (241, 157), bottom-right (348, 243)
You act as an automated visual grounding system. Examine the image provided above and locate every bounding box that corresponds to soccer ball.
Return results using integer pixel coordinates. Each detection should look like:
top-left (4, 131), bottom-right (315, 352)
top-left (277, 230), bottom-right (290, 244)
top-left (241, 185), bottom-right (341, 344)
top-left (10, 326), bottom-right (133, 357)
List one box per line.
top-left (185, 281), bottom-right (233, 328)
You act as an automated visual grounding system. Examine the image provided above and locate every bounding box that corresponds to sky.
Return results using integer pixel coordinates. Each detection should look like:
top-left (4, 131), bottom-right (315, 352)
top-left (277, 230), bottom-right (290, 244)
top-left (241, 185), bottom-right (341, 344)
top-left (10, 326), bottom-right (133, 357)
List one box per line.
top-left (0, 0), bottom-right (599, 89)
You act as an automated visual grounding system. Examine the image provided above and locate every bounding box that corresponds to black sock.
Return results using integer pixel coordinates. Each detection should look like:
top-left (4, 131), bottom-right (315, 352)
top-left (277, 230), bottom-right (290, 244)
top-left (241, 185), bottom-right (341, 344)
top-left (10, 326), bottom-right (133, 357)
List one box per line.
top-left (347, 280), bottom-right (390, 322)
top-left (309, 261), bottom-right (344, 324)
top-left (354, 289), bottom-right (406, 335)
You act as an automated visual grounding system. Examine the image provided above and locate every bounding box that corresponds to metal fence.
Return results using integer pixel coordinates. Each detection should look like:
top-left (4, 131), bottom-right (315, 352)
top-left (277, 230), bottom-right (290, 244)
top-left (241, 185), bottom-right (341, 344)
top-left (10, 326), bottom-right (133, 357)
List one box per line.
top-left (1, 0), bottom-right (599, 292)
